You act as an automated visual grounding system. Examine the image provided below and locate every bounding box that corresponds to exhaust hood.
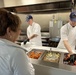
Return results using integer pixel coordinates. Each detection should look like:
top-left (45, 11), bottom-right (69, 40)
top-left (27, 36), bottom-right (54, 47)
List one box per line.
top-left (3, 0), bottom-right (75, 14)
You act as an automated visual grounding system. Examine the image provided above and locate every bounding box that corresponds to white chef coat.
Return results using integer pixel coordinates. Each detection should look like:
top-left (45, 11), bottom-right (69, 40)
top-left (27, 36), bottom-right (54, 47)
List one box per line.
top-left (27, 22), bottom-right (42, 46)
top-left (0, 39), bottom-right (35, 75)
top-left (58, 22), bottom-right (76, 50)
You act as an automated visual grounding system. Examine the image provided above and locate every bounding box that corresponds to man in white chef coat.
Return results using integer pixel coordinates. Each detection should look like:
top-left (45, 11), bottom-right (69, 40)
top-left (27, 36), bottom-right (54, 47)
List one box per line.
top-left (25, 15), bottom-right (42, 46)
top-left (58, 11), bottom-right (76, 61)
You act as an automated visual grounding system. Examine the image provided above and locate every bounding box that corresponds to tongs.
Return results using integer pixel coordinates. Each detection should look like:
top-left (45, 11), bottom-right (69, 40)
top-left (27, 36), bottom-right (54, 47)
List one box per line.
top-left (23, 39), bottom-right (29, 45)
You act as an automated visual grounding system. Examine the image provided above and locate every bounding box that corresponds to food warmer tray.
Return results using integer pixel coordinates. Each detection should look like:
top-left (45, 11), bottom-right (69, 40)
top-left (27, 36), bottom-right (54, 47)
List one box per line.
top-left (27, 49), bottom-right (76, 75)
top-left (27, 49), bottom-right (47, 60)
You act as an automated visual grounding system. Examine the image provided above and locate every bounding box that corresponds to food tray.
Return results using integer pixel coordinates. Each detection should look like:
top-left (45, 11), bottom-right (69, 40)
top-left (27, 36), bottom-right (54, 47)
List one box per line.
top-left (27, 49), bottom-right (45, 59)
top-left (63, 53), bottom-right (76, 66)
top-left (43, 51), bottom-right (61, 63)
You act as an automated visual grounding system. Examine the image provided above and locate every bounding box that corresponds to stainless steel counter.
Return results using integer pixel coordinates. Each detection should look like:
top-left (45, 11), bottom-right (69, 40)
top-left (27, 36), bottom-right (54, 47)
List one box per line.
top-left (21, 45), bottom-right (76, 75)
top-left (31, 59), bottom-right (76, 75)
top-left (27, 47), bottom-right (76, 75)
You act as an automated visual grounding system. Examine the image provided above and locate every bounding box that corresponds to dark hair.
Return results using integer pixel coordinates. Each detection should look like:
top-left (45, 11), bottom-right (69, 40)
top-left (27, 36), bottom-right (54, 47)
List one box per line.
top-left (0, 9), bottom-right (21, 36)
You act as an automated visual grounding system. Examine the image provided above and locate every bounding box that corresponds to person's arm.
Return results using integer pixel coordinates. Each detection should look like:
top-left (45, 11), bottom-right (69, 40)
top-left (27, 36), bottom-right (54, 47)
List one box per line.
top-left (29, 34), bottom-right (38, 40)
top-left (28, 23), bottom-right (41, 40)
top-left (60, 25), bottom-right (73, 54)
top-left (11, 49), bottom-right (35, 75)
top-left (27, 27), bottom-right (38, 40)
top-left (63, 40), bottom-right (73, 55)
top-left (63, 40), bottom-right (76, 63)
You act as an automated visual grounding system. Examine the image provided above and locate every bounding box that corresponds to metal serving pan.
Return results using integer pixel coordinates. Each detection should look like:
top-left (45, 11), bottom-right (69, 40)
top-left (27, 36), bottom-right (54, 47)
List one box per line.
top-left (42, 51), bottom-right (61, 63)
top-left (27, 49), bottom-right (46, 60)
top-left (63, 53), bottom-right (76, 66)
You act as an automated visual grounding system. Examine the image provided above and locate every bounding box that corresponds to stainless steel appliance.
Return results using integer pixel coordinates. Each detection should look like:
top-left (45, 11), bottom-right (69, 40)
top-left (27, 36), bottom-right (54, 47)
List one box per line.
top-left (3, 0), bottom-right (72, 14)
top-left (49, 19), bottom-right (63, 38)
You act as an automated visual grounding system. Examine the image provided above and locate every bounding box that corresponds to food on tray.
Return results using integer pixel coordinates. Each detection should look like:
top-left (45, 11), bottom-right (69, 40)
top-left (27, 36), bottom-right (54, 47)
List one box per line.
top-left (43, 51), bottom-right (61, 63)
top-left (28, 51), bottom-right (43, 59)
top-left (63, 53), bottom-right (76, 66)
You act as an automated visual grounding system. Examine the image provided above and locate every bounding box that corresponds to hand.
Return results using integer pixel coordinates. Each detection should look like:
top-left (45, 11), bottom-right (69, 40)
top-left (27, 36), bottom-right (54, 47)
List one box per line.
top-left (69, 54), bottom-right (75, 63)
top-left (24, 38), bottom-right (29, 44)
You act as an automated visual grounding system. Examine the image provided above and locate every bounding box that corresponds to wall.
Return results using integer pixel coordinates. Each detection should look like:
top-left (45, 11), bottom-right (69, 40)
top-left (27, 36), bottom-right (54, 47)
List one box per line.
top-left (0, 0), bottom-right (4, 7)
top-left (18, 12), bottom-right (70, 33)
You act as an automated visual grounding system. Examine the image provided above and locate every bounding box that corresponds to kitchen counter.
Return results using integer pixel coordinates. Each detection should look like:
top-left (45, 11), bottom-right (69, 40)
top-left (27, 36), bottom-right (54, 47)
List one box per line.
top-left (31, 59), bottom-right (76, 75)
top-left (21, 45), bottom-right (76, 75)
top-left (32, 46), bottom-right (76, 54)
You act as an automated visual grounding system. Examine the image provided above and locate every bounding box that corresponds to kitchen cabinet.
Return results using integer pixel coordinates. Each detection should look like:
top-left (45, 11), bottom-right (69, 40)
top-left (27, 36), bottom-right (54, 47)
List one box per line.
top-left (41, 37), bottom-right (49, 46)
top-left (41, 32), bottom-right (49, 46)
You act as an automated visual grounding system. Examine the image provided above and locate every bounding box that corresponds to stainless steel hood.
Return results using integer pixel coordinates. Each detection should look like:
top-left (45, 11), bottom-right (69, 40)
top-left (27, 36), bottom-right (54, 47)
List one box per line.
top-left (3, 0), bottom-right (75, 14)
top-left (3, 0), bottom-right (70, 7)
